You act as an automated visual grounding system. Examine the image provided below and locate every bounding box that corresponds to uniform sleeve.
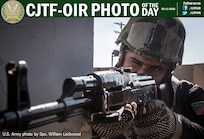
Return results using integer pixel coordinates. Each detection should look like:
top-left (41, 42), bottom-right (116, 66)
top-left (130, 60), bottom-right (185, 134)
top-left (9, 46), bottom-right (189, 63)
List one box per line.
top-left (174, 80), bottom-right (204, 138)
top-left (181, 114), bottom-right (204, 139)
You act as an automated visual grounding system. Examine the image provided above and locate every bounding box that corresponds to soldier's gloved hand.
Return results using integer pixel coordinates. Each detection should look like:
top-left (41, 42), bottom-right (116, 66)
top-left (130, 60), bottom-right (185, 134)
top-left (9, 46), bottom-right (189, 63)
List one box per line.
top-left (133, 99), bottom-right (183, 139)
top-left (91, 105), bottom-right (135, 138)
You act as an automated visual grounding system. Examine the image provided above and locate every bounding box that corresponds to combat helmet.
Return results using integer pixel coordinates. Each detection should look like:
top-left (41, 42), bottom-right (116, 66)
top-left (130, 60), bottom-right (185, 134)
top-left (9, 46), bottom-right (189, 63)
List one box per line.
top-left (116, 18), bottom-right (186, 70)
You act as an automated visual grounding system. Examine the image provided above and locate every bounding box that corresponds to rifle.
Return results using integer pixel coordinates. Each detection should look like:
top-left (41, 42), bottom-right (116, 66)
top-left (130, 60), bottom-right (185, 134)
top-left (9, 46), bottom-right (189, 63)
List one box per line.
top-left (0, 60), bottom-right (157, 131)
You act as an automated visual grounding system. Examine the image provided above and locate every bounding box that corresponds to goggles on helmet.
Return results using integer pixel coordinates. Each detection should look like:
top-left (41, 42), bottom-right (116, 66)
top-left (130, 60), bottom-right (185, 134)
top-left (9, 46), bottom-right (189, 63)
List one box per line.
top-left (124, 22), bottom-right (183, 65)
top-left (116, 18), bottom-right (185, 67)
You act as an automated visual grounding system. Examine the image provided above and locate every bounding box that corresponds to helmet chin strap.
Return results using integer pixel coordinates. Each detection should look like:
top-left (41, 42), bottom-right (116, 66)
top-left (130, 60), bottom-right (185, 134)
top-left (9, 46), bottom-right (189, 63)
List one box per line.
top-left (157, 67), bottom-right (175, 108)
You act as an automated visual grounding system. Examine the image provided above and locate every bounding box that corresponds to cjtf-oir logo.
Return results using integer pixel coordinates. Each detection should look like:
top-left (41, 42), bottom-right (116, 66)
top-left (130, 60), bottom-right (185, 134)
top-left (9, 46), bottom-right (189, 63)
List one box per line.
top-left (1, 0), bottom-right (25, 24)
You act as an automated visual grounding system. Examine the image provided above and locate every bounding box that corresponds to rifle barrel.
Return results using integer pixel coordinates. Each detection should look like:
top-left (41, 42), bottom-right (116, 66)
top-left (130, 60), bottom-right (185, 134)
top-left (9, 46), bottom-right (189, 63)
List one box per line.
top-left (0, 97), bottom-right (92, 131)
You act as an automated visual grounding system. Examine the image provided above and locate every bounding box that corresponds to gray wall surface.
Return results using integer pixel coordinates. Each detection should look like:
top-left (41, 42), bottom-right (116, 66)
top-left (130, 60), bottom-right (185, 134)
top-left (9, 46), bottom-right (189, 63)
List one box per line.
top-left (174, 65), bottom-right (194, 83)
top-left (174, 64), bottom-right (204, 89)
top-left (0, 18), bottom-right (93, 138)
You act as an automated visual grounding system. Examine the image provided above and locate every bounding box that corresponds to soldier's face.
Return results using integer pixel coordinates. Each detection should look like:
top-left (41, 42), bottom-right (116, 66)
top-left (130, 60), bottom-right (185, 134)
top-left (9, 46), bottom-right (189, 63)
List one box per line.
top-left (122, 51), bottom-right (169, 85)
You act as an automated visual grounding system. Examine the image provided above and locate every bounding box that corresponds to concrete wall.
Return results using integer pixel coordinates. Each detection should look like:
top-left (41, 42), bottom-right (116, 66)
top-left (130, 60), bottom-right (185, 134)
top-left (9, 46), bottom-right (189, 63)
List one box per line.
top-left (194, 64), bottom-right (204, 88)
top-left (174, 64), bottom-right (204, 88)
top-left (174, 65), bottom-right (194, 82)
top-left (0, 18), bottom-right (93, 138)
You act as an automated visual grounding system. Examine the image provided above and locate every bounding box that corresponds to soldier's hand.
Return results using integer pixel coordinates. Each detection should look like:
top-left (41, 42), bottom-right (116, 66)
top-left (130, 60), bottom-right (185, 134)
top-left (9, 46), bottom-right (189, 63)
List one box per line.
top-left (133, 99), bottom-right (182, 139)
top-left (91, 105), bottom-right (135, 138)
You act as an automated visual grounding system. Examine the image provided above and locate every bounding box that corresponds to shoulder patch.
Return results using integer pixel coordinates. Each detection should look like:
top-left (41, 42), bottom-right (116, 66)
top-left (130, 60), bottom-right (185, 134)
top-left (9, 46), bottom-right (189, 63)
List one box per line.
top-left (191, 101), bottom-right (204, 115)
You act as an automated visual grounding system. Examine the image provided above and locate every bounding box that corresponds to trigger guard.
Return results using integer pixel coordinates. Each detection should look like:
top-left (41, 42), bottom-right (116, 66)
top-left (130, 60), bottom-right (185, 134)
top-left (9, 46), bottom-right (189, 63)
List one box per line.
top-left (91, 106), bottom-right (125, 123)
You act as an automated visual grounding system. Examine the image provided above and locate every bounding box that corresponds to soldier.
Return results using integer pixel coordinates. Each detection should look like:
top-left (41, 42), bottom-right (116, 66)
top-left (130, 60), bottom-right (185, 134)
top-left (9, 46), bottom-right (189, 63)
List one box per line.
top-left (91, 18), bottom-right (204, 139)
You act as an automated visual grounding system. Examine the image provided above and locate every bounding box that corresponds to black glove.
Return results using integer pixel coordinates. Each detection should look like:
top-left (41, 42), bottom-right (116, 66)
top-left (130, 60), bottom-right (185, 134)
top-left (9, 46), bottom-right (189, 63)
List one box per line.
top-left (133, 99), bottom-right (183, 139)
top-left (91, 107), bottom-right (135, 138)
